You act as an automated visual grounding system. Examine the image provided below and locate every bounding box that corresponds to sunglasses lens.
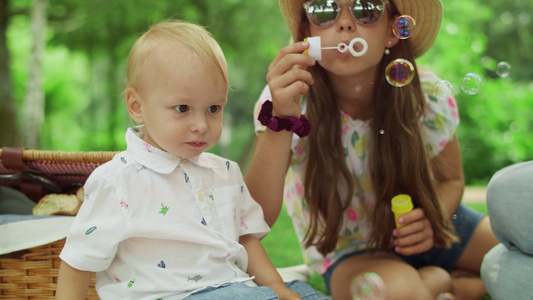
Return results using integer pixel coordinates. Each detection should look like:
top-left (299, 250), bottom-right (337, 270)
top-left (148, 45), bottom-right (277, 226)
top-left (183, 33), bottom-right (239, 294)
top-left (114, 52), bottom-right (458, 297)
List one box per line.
top-left (351, 0), bottom-right (386, 24)
top-left (304, 0), bottom-right (340, 27)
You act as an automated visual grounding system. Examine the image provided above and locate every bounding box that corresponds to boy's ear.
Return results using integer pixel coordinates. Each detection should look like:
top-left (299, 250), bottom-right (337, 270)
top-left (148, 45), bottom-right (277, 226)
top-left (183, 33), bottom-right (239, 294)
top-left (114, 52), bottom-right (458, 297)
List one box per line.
top-left (125, 87), bottom-right (143, 123)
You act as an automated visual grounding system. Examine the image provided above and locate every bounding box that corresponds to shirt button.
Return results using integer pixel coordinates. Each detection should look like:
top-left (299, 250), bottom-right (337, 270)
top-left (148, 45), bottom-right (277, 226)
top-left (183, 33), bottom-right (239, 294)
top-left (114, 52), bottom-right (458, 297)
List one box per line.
top-left (198, 193), bottom-right (205, 201)
top-left (181, 159), bottom-right (189, 164)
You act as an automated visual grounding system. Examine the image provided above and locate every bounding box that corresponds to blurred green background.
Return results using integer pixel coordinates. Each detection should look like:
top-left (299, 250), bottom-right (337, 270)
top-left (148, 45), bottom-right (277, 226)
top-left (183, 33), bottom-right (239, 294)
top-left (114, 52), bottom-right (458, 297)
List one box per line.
top-left (1, 1), bottom-right (526, 297)
top-left (1, 0), bottom-right (532, 185)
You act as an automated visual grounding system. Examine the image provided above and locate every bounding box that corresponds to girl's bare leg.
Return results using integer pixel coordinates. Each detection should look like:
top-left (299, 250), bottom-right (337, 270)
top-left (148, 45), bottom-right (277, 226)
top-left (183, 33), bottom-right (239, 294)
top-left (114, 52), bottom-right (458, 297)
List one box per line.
top-left (452, 217), bottom-right (499, 300)
top-left (330, 253), bottom-right (453, 300)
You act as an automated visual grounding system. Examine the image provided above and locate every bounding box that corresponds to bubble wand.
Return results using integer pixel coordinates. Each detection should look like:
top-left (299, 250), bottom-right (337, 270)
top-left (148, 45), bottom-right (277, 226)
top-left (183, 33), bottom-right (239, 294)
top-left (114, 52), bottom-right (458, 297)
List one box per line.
top-left (304, 36), bottom-right (368, 61)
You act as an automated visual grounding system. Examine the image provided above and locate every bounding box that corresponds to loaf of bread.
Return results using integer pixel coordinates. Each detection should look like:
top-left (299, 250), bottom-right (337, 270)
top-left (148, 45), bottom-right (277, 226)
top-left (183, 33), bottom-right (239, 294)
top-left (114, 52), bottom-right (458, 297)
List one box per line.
top-left (32, 187), bottom-right (84, 216)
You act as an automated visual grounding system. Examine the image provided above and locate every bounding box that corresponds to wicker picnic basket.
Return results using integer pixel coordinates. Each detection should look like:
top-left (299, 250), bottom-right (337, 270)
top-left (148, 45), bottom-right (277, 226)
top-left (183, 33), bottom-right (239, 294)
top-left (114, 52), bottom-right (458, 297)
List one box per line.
top-left (0, 148), bottom-right (118, 299)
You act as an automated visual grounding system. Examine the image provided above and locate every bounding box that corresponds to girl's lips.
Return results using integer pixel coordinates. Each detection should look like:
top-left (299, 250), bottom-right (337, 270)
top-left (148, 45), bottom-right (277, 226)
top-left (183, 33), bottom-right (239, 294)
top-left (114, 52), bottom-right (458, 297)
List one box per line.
top-left (333, 39), bottom-right (364, 56)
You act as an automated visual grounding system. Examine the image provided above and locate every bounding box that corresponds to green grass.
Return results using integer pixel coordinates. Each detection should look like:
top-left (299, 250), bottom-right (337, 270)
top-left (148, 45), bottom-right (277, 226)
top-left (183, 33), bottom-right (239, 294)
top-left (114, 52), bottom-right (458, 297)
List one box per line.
top-left (262, 201), bottom-right (490, 297)
top-left (465, 202), bottom-right (488, 215)
top-left (261, 204), bottom-right (329, 294)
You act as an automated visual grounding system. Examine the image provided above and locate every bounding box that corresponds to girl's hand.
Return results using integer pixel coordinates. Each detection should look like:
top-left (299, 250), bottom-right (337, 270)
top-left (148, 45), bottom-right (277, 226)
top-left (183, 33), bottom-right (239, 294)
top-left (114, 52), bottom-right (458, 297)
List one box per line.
top-left (269, 282), bottom-right (303, 300)
top-left (392, 208), bottom-right (434, 255)
top-left (266, 41), bottom-right (316, 118)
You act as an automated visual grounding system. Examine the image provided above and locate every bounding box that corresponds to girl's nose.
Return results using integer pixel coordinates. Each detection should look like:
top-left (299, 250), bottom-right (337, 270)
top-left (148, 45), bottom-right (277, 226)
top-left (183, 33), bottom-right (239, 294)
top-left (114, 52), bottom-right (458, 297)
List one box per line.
top-left (336, 5), bottom-right (356, 32)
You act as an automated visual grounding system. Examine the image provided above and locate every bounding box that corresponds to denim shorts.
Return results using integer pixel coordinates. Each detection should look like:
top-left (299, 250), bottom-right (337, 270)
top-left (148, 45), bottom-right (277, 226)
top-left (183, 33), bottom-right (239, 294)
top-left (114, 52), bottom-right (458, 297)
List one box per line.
top-left (184, 280), bottom-right (329, 300)
top-left (322, 203), bottom-right (485, 292)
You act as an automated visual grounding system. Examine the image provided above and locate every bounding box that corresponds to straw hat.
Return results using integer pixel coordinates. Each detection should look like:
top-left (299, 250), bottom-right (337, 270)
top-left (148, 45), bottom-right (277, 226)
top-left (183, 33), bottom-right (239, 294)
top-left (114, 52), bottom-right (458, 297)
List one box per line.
top-left (279, 0), bottom-right (442, 58)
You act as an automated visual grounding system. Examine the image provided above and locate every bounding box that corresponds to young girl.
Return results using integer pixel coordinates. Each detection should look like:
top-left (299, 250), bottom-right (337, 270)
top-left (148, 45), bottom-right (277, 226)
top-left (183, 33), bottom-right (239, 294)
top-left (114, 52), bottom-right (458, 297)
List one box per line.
top-left (55, 20), bottom-right (326, 300)
top-left (245, 0), bottom-right (499, 299)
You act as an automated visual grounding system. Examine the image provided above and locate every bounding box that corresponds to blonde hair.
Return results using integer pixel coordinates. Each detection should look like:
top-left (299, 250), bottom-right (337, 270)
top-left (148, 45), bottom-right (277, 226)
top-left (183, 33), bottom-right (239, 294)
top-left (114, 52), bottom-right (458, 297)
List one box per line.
top-left (126, 20), bottom-right (229, 91)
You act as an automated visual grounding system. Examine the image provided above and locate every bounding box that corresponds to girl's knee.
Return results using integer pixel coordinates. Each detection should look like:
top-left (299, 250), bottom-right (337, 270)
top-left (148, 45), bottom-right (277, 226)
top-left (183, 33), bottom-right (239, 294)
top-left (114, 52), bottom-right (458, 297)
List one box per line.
top-left (419, 266), bottom-right (454, 295)
top-left (332, 267), bottom-right (448, 300)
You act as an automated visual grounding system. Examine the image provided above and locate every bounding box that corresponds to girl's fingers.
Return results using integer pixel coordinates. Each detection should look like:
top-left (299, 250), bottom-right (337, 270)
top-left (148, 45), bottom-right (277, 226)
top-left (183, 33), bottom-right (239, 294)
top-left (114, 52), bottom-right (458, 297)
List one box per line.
top-left (393, 215), bottom-right (434, 255)
top-left (395, 208), bottom-right (425, 226)
top-left (268, 43), bottom-right (315, 79)
top-left (395, 236), bottom-right (434, 255)
top-left (267, 54), bottom-right (315, 86)
top-left (266, 42), bottom-right (316, 117)
top-left (269, 67), bottom-right (314, 93)
top-left (394, 224), bottom-right (433, 246)
top-left (270, 41), bottom-right (313, 68)
top-left (394, 217), bottom-right (431, 237)
top-left (394, 226), bottom-right (434, 252)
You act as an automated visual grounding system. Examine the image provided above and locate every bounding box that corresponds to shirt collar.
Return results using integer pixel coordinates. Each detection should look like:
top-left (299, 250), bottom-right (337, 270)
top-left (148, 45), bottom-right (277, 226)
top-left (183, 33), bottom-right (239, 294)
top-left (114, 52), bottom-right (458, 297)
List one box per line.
top-left (126, 126), bottom-right (216, 173)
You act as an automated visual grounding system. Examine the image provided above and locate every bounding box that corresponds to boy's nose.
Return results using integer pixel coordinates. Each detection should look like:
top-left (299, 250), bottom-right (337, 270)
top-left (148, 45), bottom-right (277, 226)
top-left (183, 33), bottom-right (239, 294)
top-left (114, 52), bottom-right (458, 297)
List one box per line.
top-left (191, 114), bottom-right (208, 134)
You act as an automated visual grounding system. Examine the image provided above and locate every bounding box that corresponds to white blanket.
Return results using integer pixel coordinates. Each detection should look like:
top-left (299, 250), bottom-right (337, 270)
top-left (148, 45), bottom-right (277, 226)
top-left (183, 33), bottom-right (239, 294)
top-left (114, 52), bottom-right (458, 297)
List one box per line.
top-left (0, 215), bottom-right (75, 255)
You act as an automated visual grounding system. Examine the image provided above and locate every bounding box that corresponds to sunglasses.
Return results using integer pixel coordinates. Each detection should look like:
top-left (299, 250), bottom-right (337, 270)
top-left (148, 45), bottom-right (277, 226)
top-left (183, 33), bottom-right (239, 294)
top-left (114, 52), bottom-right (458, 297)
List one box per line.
top-left (303, 0), bottom-right (388, 28)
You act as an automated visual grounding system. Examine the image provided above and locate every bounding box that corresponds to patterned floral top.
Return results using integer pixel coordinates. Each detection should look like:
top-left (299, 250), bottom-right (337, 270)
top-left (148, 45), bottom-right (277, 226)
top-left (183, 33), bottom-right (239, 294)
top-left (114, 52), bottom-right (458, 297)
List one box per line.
top-left (253, 70), bottom-right (459, 274)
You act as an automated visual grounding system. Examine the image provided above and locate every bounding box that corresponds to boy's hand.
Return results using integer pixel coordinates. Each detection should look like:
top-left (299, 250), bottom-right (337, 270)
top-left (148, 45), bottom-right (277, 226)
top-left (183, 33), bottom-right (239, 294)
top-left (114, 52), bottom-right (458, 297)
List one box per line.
top-left (269, 282), bottom-right (302, 300)
top-left (266, 41), bottom-right (316, 118)
top-left (392, 208), bottom-right (434, 255)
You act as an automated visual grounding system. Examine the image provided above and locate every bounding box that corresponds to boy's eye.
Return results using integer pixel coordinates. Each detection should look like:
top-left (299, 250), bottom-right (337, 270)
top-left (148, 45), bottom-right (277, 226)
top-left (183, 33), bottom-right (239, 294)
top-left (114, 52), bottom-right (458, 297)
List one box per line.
top-left (175, 105), bottom-right (189, 113)
top-left (208, 105), bottom-right (220, 113)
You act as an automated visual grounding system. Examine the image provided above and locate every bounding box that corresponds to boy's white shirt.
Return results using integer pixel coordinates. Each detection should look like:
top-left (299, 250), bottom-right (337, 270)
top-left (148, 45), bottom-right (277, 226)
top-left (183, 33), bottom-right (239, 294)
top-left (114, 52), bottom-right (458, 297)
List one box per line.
top-left (60, 126), bottom-right (270, 300)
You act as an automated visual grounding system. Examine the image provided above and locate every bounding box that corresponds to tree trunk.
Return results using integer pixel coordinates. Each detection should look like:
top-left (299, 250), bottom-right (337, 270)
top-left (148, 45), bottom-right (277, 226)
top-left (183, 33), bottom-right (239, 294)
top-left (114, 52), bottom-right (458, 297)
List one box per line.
top-left (0, 0), bottom-right (19, 146)
top-left (21, 0), bottom-right (48, 148)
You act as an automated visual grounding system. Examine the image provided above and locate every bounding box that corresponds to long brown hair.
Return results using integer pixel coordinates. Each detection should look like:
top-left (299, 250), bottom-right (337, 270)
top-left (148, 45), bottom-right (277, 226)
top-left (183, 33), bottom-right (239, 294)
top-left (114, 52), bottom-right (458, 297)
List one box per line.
top-left (300, 3), bottom-right (458, 256)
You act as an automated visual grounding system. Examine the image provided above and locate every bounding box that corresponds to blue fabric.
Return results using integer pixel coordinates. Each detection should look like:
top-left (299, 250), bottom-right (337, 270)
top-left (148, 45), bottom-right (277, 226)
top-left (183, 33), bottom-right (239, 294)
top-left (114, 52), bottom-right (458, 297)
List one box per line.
top-left (397, 203), bottom-right (484, 271)
top-left (184, 280), bottom-right (329, 300)
top-left (481, 161), bottom-right (533, 300)
top-left (481, 244), bottom-right (532, 300)
top-left (485, 161), bottom-right (533, 254)
top-left (322, 203), bottom-right (484, 293)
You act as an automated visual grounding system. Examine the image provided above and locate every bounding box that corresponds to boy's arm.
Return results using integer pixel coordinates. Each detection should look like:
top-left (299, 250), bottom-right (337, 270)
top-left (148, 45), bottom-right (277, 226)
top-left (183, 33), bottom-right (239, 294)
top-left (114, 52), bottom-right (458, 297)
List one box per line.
top-left (55, 261), bottom-right (93, 300)
top-left (239, 234), bottom-right (301, 300)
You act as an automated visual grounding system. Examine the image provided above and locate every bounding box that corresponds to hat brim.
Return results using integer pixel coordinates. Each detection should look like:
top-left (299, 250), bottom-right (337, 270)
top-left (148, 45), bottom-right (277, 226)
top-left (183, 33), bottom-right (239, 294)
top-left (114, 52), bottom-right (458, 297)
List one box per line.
top-left (279, 0), bottom-right (442, 58)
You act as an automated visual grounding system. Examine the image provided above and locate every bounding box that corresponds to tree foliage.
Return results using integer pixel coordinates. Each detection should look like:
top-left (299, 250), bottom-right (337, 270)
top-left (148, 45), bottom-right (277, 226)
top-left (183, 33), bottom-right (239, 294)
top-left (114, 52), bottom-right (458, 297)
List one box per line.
top-left (417, 0), bottom-right (533, 183)
top-left (2, 0), bottom-right (532, 184)
top-left (0, 0), bottom-right (19, 146)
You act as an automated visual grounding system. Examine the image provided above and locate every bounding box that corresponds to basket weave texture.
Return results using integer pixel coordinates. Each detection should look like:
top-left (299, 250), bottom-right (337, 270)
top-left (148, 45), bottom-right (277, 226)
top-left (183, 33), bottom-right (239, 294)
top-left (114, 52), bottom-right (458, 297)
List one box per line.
top-left (0, 149), bottom-right (118, 299)
top-left (0, 239), bottom-right (97, 299)
top-left (0, 149), bottom-right (118, 194)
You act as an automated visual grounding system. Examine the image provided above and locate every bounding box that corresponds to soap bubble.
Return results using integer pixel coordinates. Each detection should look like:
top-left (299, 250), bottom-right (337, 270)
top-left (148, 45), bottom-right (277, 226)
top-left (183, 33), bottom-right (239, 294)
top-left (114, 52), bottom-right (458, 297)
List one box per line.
top-left (461, 73), bottom-right (482, 95)
top-left (437, 292), bottom-right (456, 300)
top-left (379, 129), bottom-right (385, 135)
top-left (385, 59), bottom-right (415, 87)
top-left (393, 15), bottom-right (416, 39)
top-left (496, 61), bottom-right (511, 78)
top-left (481, 56), bottom-right (497, 70)
top-left (433, 80), bottom-right (453, 101)
top-left (350, 272), bottom-right (386, 300)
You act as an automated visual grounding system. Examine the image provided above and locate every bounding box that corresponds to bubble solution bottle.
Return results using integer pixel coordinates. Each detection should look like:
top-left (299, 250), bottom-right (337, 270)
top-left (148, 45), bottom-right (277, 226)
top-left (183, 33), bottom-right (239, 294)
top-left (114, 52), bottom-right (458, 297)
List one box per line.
top-left (391, 194), bottom-right (413, 228)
